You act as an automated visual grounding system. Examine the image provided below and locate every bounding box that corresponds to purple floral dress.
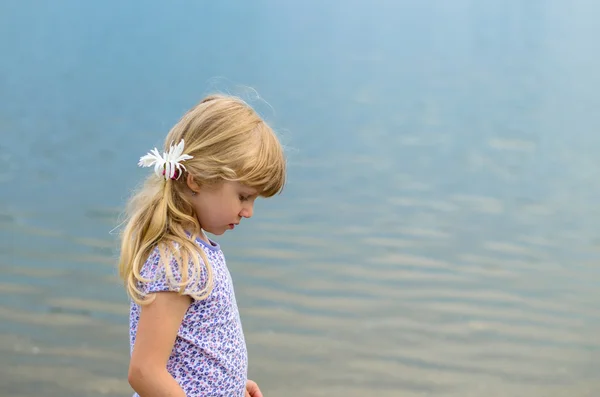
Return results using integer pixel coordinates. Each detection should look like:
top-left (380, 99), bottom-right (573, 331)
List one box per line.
top-left (128, 236), bottom-right (248, 397)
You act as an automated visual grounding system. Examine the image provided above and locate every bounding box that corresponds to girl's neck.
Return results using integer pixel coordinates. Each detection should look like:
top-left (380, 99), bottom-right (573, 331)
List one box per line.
top-left (181, 224), bottom-right (211, 245)
top-left (198, 229), bottom-right (211, 244)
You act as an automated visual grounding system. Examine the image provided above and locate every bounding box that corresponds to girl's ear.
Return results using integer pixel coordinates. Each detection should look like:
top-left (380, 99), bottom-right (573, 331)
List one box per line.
top-left (186, 173), bottom-right (201, 194)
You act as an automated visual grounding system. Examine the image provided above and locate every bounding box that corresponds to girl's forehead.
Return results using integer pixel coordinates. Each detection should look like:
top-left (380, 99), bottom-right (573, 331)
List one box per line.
top-left (240, 184), bottom-right (259, 195)
top-left (226, 181), bottom-right (258, 194)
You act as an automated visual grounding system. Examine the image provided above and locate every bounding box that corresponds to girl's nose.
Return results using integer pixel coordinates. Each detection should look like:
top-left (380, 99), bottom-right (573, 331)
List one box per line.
top-left (240, 205), bottom-right (253, 219)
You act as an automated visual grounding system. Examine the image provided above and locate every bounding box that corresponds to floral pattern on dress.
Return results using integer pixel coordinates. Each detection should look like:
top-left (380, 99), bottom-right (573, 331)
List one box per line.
top-left (129, 236), bottom-right (247, 397)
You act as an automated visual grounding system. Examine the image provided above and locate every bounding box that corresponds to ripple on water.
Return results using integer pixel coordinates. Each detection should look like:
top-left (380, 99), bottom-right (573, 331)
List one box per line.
top-left (3, 153), bottom-right (600, 397)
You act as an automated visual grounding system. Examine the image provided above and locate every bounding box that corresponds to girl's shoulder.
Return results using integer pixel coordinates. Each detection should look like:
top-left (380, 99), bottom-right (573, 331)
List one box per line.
top-left (138, 238), bottom-right (217, 298)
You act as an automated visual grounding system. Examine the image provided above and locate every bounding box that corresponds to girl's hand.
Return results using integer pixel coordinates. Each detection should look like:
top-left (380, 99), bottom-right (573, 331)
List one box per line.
top-left (245, 379), bottom-right (263, 397)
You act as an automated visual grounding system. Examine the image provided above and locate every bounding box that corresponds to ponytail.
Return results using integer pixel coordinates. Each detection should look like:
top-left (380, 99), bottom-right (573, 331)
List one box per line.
top-left (118, 177), bottom-right (214, 305)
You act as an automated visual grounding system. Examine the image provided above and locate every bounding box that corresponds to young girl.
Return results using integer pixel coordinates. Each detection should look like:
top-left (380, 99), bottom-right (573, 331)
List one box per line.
top-left (118, 94), bottom-right (286, 397)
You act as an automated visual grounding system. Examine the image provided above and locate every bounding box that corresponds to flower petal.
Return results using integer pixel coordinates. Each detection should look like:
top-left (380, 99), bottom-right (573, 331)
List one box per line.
top-left (175, 153), bottom-right (193, 162)
top-left (138, 148), bottom-right (163, 167)
top-left (173, 139), bottom-right (185, 158)
top-left (165, 161), bottom-right (172, 180)
top-left (154, 160), bottom-right (164, 178)
top-left (138, 154), bottom-right (155, 167)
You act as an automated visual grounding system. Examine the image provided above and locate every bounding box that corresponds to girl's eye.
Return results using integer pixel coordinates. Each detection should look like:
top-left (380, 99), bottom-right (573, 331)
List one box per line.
top-left (239, 195), bottom-right (248, 202)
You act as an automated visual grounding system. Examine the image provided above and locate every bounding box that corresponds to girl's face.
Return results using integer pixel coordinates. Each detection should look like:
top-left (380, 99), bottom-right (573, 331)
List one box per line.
top-left (187, 178), bottom-right (258, 236)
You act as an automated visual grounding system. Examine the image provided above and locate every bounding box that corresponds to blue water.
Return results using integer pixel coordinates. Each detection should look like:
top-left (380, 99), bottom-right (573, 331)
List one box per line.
top-left (1, 1), bottom-right (600, 396)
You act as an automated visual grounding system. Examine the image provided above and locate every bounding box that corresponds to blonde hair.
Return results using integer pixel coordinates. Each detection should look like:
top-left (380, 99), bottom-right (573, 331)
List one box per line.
top-left (118, 94), bottom-right (286, 305)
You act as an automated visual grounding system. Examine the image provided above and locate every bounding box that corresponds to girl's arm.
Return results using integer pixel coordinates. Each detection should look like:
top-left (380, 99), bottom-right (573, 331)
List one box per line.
top-left (128, 291), bottom-right (192, 397)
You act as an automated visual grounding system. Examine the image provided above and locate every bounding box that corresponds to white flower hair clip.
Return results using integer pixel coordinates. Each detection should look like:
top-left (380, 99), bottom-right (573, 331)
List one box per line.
top-left (138, 139), bottom-right (193, 180)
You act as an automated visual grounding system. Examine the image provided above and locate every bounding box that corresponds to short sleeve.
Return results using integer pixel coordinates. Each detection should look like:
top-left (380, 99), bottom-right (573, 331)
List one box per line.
top-left (138, 245), bottom-right (208, 297)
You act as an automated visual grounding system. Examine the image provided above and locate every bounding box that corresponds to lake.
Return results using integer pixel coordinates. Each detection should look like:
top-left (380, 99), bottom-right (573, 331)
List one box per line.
top-left (1, 1), bottom-right (599, 396)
